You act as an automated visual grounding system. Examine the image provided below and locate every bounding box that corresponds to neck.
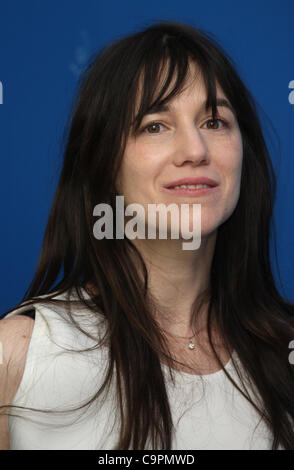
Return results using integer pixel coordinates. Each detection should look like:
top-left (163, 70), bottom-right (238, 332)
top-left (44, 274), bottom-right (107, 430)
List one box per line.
top-left (130, 231), bottom-right (217, 338)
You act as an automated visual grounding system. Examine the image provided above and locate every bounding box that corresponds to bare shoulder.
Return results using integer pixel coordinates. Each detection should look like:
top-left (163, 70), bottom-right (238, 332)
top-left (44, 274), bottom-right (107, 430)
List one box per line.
top-left (0, 314), bottom-right (35, 450)
top-left (0, 314), bottom-right (35, 370)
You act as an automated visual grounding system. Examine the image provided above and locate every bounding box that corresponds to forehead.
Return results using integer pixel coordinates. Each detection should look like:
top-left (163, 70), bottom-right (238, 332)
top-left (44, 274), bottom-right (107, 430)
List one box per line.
top-left (134, 59), bottom-right (226, 117)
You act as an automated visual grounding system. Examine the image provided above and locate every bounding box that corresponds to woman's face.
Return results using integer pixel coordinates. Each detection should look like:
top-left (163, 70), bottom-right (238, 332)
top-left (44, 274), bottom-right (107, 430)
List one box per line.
top-left (116, 62), bottom-right (243, 240)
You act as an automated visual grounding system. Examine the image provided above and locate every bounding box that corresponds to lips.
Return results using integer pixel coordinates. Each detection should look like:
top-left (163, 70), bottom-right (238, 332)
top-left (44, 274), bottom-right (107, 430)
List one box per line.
top-left (164, 177), bottom-right (219, 189)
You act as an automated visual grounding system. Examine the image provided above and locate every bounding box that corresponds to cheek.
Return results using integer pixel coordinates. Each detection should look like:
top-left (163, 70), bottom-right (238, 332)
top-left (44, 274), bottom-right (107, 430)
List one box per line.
top-left (116, 155), bottom-right (149, 200)
top-left (119, 144), bottom-right (160, 193)
top-left (229, 156), bottom-right (243, 187)
top-left (222, 136), bottom-right (243, 183)
top-left (218, 138), bottom-right (243, 210)
top-left (233, 148), bottom-right (243, 189)
top-left (226, 156), bottom-right (243, 214)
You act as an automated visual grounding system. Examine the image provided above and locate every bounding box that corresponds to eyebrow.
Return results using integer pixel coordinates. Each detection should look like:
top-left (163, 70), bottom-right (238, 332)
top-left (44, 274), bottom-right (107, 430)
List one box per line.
top-left (144, 98), bottom-right (235, 116)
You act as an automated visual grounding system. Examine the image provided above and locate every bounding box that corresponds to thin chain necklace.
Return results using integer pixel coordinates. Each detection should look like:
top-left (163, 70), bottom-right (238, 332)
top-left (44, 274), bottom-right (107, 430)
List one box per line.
top-left (161, 328), bottom-right (197, 350)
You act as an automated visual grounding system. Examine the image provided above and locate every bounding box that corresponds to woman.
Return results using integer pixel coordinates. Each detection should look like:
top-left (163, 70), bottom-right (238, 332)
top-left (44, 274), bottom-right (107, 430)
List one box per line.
top-left (1, 21), bottom-right (294, 450)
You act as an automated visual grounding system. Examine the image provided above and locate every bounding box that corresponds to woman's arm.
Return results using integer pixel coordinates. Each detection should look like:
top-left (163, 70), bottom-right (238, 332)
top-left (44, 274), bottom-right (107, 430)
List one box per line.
top-left (0, 315), bottom-right (35, 450)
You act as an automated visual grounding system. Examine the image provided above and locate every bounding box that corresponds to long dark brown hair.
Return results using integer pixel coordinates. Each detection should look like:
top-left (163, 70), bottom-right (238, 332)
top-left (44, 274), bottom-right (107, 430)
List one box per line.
top-left (2, 21), bottom-right (294, 450)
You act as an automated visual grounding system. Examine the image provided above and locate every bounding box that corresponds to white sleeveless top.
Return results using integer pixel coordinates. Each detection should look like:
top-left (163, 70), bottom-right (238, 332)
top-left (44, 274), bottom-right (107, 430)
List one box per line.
top-left (5, 288), bottom-right (277, 450)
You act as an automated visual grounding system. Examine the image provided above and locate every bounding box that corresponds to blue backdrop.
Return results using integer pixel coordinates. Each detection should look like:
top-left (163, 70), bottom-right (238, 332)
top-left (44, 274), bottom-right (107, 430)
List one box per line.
top-left (1, 0), bottom-right (293, 314)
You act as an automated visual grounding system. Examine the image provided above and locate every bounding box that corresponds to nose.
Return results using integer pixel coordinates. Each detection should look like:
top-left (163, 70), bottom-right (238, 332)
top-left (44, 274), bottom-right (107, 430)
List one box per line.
top-left (173, 125), bottom-right (210, 167)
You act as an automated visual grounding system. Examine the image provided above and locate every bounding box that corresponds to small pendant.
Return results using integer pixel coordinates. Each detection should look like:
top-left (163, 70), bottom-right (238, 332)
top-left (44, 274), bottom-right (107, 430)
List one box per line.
top-left (188, 341), bottom-right (195, 350)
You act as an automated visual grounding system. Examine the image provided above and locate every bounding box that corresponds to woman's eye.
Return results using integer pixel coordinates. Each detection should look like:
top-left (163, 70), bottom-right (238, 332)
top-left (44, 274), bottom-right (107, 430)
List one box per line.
top-left (203, 118), bottom-right (228, 130)
top-left (143, 122), bottom-right (164, 134)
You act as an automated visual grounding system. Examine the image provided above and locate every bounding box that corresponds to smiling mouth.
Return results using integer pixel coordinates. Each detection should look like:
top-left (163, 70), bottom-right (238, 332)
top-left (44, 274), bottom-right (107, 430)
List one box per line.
top-left (169, 184), bottom-right (211, 190)
top-left (162, 184), bottom-right (219, 196)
